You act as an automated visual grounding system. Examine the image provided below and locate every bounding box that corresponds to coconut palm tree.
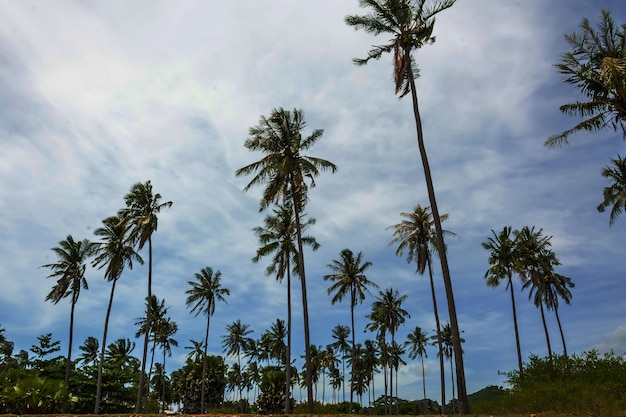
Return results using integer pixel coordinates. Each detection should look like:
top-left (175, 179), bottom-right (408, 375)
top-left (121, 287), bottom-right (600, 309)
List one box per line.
top-left (346, 1), bottom-right (468, 410)
top-left (78, 336), bottom-right (99, 366)
top-left (406, 326), bottom-right (429, 413)
top-left (388, 204), bottom-right (454, 410)
top-left (135, 295), bottom-right (168, 394)
top-left (328, 324), bottom-right (351, 403)
top-left (105, 338), bottom-right (136, 366)
top-left (223, 320), bottom-right (254, 405)
top-left (252, 204), bottom-right (319, 412)
top-left (598, 154), bottom-right (626, 225)
top-left (155, 317), bottom-right (178, 410)
top-left (42, 235), bottom-right (95, 387)
top-left (120, 180), bottom-right (172, 413)
top-left (235, 107), bottom-right (337, 412)
top-left (324, 248), bottom-right (377, 408)
top-left (482, 226), bottom-right (524, 374)
top-left (92, 214), bottom-right (143, 413)
top-left (545, 9), bottom-right (626, 147)
top-left (185, 266), bottom-right (230, 413)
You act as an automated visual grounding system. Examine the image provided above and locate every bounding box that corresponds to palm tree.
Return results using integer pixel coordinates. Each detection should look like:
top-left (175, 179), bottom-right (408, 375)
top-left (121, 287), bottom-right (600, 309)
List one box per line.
top-left (324, 248), bottom-right (378, 409)
top-left (252, 204), bottom-right (319, 413)
top-left (222, 320), bottom-right (254, 403)
top-left (78, 336), bottom-right (99, 366)
top-left (481, 226), bottom-right (524, 374)
top-left (121, 180), bottom-right (172, 413)
top-left (185, 339), bottom-right (204, 363)
top-left (328, 324), bottom-right (351, 403)
top-left (42, 235), bottom-right (95, 387)
top-left (135, 295), bottom-right (168, 392)
top-left (406, 326), bottom-right (429, 413)
top-left (388, 204), bottom-right (454, 410)
top-left (362, 339), bottom-right (379, 408)
top-left (92, 214), bottom-right (143, 413)
top-left (155, 318), bottom-right (178, 410)
top-left (185, 266), bottom-right (230, 413)
top-left (545, 9), bottom-right (626, 147)
top-left (235, 107), bottom-right (337, 412)
top-left (105, 338), bottom-right (136, 366)
top-left (598, 154), bottom-right (626, 225)
top-left (345, 2), bottom-right (468, 410)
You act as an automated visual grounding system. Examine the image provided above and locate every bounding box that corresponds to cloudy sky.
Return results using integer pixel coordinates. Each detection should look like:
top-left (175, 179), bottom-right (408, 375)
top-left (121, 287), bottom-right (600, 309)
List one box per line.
top-left (1, 0), bottom-right (625, 403)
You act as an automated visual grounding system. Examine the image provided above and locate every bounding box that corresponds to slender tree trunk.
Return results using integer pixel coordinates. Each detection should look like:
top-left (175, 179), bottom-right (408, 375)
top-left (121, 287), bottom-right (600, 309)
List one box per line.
top-left (135, 238), bottom-right (153, 413)
top-left (284, 266), bottom-right (292, 414)
top-left (292, 196), bottom-right (314, 413)
top-left (408, 65), bottom-right (468, 413)
top-left (426, 259), bottom-right (445, 414)
top-left (201, 303), bottom-right (211, 413)
top-left (65, 294), bottom-right (76, 388)
top-left (147, 338), bottom-right (157, 400)
top-left (540, 303), bottom-right (553, 361)
top-left (95, 278), bottom-right (118, 413)
top-left (554, 306), bottom-right (567, 357)
top-left (508, 275), bottom-right (524, 374)
top-left (350, 290), bottom-right (356, 411)
top-left (449, 354), bottom-right (455, 414)
top-left (389, 334), bottom-right (394, 416)
top-left (421, 355), bottom-right (427, 414)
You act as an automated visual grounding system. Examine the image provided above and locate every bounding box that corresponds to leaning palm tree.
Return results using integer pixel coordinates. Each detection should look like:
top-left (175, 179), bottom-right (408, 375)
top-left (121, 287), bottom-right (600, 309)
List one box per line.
top-left (482, 226), bottom-right (524, 374)
top-left (92, 214), bottom-right (143, 413)
top-left (235, 107), bottom-right (337, 412)
top-left (252, 204), bottom-right (319, 413)
top-left (388, 204), bottom-right (453, 411)
top-left (185, 266), bottom-right (230, 413)
top-left (598, 154), bottom-right (626, 225)
top-left (324, 248), bottom-right (377, 409)
top-left (345, 2), bottom-right (468, 410)
top-left (406, 326), bottom-right (429, 413)
top-left (545, 9), bottom-right (626, 147)
top-left (42, 235), bottom-right (95, 387)
top-left (121, 180), bottom-right (172, 413)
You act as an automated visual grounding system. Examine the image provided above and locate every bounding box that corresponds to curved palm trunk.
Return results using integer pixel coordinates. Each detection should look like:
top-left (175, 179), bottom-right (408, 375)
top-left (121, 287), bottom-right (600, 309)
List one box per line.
top-left (201, 303), bottom-right (212, 413)
top-left (95, 278), bottom-right (118, 413)
top-left (135, 238), bottom-right (153, 413)
top-left (408, 65), bottom-right (468, 414)
top-left (292, 197), bottom-right (314, 413)
top-left (554, 305), bottom-right (567, 356)
top-left (284, 266), bottom-right (292, 414)
top-left (426, 259), bottom-right (445, 414)
top-left (539, 303), bottom-right (553, 361)
top-left (508, 275), bottom-right (524, 374)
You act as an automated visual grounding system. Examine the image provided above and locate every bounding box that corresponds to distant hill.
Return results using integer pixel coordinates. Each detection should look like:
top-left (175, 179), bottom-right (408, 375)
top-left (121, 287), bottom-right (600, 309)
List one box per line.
top-left (467, 385), bottom-right (508, 406)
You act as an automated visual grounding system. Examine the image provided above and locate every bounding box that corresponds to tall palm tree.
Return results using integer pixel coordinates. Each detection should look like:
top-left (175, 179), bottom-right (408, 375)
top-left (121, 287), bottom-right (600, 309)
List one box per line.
top-left (598, 154), bottom-right (626, 225)
top-left (185, 266), bottom-right (230, 413)
top-left (406, 326), bottom-right (429, 413)
top-left (78, 336), bottom-right (99, 366)
top-left (252, 204), bottom-right (319, 413)
top-left (120, 180), bottom-right (172, 413)
top-left (235, 107), bottom-right (337, 412)
top-left (545, 9), bottom-right (626, 147)
top-left (324, 248), bottom-right (378, 409)
top-left (345, 2), bottom-right (468, 411)
top-left (222, 320), bottom-right (254, 404)
top-left (328, 324), bottom-right (351, 403)
top-left (481, 226), bottom-right (524, 374)
top-left (92, 214), bottom-right (143, 413)
top-left (388, 204), bottom-right (453, 410)
top-left (42, 235), bottom-right (95, 387)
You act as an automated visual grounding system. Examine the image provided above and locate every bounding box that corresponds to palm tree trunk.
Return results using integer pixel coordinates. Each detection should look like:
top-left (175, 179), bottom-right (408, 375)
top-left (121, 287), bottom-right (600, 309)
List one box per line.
top-left (426, 259), bottom-right (445, 414)
top-left (407, 63), bottom-right (468, 414)
top-left (449, 354), bottom-right (456, 413)
top-left (95, 278), bottom-right (117, 413)
top-left (65, 294), bottom-right (76, 388)
top-left (554, 306), bottom-right (567, 357)
top-left (292, 196), bottom-right (314, 413)
top-left (284, 266), bottom-right (292, 414)
top-left (350, 290), bottom-right (356, 411)
top-left (421, 355), bottom-right (427, 414)
top-left (201, 304), bottom-right (211, 413)
top-left (539, 303), bottom-right (553, 361)
top-left (135, 238), bottom-right (153, 413)
top-left (508, 275), bottom-right (524, 374)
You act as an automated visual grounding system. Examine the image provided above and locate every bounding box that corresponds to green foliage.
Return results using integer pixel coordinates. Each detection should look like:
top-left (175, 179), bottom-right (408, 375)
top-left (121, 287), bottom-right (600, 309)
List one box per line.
top-left (0, 369), bottom-right (69, 414)
top-left (256, 366), bottom-right (290, 414)
top-left (472, 351), bottom-right (626, 417)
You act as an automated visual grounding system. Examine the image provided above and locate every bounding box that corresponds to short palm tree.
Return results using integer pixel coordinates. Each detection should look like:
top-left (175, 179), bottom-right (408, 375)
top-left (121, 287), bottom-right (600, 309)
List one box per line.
top-left (42, 235), bottom-right (95, 387)
top-left (252, 204), bottom-right (319, 413)
top-left (346, 2), bottom-right (467, 409)
top-left (222, 320), bottom-right (254, 403)
top-left (155, 317), bottom-right (178, 409)
top-left (328, 324), bottom-right (351, 403)
top-left (105, 338), bottom-right (136, 366)
top-left (482, 226), bottom-right (524, 374)
top-left (598, 154), bottom-right (626, 225)
top-left (388, 204), bottom-right (454, 410)
top-left (92, 214), bottom-right (143, 413)
top-left (121, 180), bottom-right (172, 413)
top-left (235, 107), bottom-right (337, 412)
top-left (185, 266), bottom-right (230, 413)
top-left (78, 336), bottom-right (99, 366)
top-left (324, 248), bottom-right (377, 409)
top-left (545, 9), bottom-right (626, 147)
top-left (406, 326), bottom-right (429, 413)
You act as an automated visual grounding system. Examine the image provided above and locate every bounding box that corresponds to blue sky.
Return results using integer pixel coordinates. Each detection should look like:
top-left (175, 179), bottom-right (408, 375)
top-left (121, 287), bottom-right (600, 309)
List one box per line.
top-left (1, 0), bottom-right (625, 403)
